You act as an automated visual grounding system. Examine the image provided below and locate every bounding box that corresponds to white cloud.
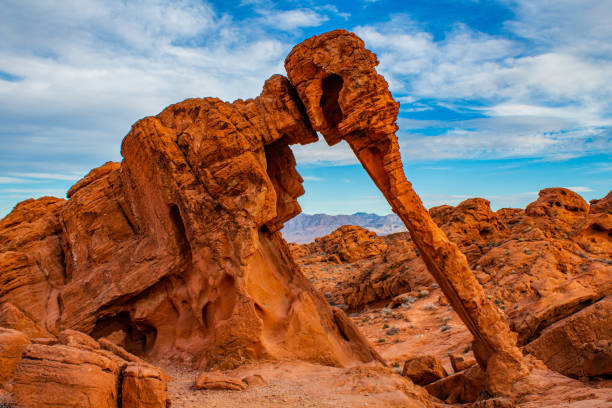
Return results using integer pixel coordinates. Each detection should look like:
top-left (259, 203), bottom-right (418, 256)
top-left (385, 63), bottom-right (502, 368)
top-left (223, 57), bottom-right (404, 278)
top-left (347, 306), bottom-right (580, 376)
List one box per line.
top-left (302, 176), bottom-right (324, 181)
top-left (353, 5), bottom-right (612, 162)
top-left (8, 172), bottom-right (81, 181)
top-left (0, 0), bottom-right (294, 176)
top-left (0, 177), bottom-right (24, 184)
top-left (565, 186), bottom-right (593, 193)
top-left (292, 139), bottom-right (359, 165)
top-left (399, 123), bottom-right (611, 161)
top-left (257, 8), bottom-right (329, 31)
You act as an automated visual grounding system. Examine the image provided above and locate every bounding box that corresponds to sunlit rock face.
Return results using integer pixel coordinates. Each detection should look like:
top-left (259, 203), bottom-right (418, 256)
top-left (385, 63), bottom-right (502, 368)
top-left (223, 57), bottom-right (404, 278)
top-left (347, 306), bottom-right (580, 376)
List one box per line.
top-left (0, 74), bottom-right (382, 370)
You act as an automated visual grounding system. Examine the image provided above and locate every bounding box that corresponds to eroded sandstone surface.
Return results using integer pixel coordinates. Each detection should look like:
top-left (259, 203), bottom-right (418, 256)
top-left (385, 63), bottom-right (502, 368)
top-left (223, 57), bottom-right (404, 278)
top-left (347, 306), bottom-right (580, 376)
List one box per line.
top-left (293, 188), bottom-right (612, 385)
top-left (0, 74), bottom-right (380, 374)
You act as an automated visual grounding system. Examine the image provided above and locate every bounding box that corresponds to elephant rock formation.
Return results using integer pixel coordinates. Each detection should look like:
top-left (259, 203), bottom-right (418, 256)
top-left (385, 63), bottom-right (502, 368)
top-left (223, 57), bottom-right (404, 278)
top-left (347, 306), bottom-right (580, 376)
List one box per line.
top-left (1, 29), bottom-right (529, 400)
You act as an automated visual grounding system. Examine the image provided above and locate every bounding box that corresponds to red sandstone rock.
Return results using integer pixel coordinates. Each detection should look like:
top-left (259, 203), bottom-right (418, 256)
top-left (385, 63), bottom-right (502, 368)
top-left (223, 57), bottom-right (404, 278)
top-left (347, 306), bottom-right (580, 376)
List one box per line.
top-left (430, 198), bottom-right (509, 264)
top-left (424, 365), bottom-right (487, 404)
top-left (122, 363), bottom-right (170, 408)
top-left (242, 374), bottom-right (267, 387)
top-left (11, 343), bottom-right (120, 407)
top-left (292, 227), bottom-right (433, 310)
top-left (525, 296), bottom-right (612, 378)
top-left (309, 225), bottom-right (388, 262)
top-left (402, 355), bottom-right (448, 385)
top-left (3, 328), bottom-right (171, 408)
top-left (58, 328), bottom-right (100, 350)
top-left (590, 189), bottom-right (612, 214)
top-left (0, 75), bottom-right (380, 371)
top-left (0, 327), bottom-right (30, 388)
top-left (194, 371), bottom-right (247, 391)
top-left (296, 187), bottom-right (612, 383)
top-left (0, 303), bottom-right (52, 338)
top-left (0, 197), bottom-right (65, 336)
top-left (450, 353), bottom-right (477, 373)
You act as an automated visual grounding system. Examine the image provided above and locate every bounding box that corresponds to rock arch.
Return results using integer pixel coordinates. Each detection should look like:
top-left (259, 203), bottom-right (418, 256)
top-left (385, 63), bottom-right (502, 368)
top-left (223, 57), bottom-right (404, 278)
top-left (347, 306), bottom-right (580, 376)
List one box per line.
top-left (284, 29), bottom-right (528, 394)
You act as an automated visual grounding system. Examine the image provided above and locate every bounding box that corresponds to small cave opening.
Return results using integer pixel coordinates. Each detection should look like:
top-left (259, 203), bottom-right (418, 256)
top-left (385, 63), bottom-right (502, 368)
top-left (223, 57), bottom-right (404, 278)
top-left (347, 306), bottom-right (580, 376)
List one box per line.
top-left (201, 302), bottom-right (213, 331)
top-left (90, 311), bottom-right (157, 356)
top-left (200, 275), bottom-right (237, 332)
top-left (320, 74), bottom-right (344, 128)
top-left (169, 204), bottom-right (192, 258)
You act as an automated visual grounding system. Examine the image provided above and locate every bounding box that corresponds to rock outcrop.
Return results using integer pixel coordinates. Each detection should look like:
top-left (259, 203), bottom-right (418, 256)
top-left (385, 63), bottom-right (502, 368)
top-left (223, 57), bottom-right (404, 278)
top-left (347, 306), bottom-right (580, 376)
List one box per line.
top-left (294, 187), bottom-right (612, 382)
top-left (293, 228), bottom-right (432, 309)
top-left (307, 225), bottom-right (388, 263)
top-left (0, 328), bottom-right (30, 388)
top-left (193, 371), bottom-right (248, 391)
top-left (1, 328), bottom-right (170, 408)
top-left (525, 296), bottom-right (612, 378)
top-left (0, 74), bottom-right (382, 372)
top-left (402, 355), bottom-right (448, 386)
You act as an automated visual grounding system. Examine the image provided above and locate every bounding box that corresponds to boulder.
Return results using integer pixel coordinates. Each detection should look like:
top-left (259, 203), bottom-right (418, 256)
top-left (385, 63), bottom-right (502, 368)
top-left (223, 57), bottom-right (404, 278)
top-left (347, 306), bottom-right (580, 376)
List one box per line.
top-left (309, 225), bottom-right (387, 262)
top-left (424, 365), bottom-right (487, 404)
top-left (122, 363), bottom-right (170, 408)
top-left (0, 327), bottom-right (30, 388)
top-left (525, 296), bottom-right (612, 378)
top-left (11, 343), bottom-right (120, 407)
top-left (194, 371), bottom-right (247, 391)
top-left (0, 303), bottom-right (53, 338)
top-left (589, 189), bottom-right (612, 214)
top-left (450, 353), bottom-right (477, 373)
top-left (242, 374), bottom-right (267, 387)
top-left (402, 355), bottom-right (448, 386)
top-left (58, 329), bottom-right (100, 350)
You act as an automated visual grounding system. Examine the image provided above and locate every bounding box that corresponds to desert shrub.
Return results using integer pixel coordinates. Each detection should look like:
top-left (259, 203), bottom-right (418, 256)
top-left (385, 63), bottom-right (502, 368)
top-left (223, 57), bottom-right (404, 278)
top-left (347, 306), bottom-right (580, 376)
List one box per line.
top-left (0, 393), bottom-right (15, 408)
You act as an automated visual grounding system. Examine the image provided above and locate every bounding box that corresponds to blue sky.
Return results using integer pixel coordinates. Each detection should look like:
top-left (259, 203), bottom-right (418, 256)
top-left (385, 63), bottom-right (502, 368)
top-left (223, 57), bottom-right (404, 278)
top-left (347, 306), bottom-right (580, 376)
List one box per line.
top-left (0, 0), bottom-right (610, 217)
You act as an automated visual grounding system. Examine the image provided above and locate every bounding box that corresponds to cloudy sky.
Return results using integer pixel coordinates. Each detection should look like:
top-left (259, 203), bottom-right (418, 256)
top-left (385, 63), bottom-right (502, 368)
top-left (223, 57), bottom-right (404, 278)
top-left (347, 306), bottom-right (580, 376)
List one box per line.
top-left (1, 0), bottom-right (611, 217)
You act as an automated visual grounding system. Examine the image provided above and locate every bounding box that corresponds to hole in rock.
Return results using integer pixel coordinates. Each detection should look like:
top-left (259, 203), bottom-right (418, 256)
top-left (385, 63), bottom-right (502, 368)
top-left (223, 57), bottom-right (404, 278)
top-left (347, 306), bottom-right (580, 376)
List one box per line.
top-left (320, 74), bottom-right (344, 128)
top-left (91, 311), bottom-right (157, 356)
top-left (201, 302), bottom-right (213, 331)
top-left (169, 204), bottom-right (191, 257)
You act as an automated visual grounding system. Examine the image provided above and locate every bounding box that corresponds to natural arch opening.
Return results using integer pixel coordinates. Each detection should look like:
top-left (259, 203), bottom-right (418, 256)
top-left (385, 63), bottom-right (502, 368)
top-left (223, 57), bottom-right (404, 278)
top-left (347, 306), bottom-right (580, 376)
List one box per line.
top-left (320, 74), bottom-right (344, 129)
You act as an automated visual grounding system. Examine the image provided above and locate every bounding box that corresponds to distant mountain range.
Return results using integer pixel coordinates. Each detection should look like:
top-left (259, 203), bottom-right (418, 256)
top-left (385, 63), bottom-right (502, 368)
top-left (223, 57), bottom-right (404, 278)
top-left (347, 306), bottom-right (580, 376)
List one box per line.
top-left (282, 212), bottom-right (406, 243)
